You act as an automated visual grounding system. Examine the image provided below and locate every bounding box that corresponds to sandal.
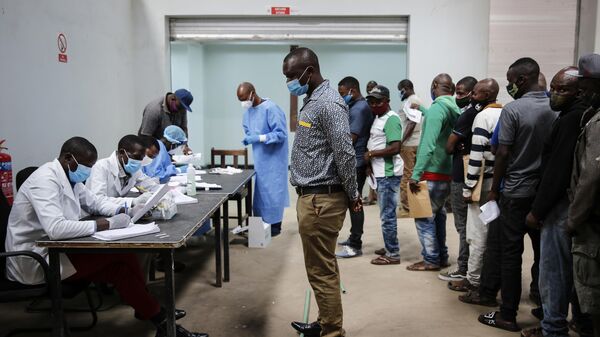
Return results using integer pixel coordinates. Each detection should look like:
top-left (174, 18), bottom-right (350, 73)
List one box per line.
top-left (406, 261), bottom-right (440, 271)
top-left (371, 255), bottom-right (401, 265)
top-left (478, 311), bottom-right (520, 332)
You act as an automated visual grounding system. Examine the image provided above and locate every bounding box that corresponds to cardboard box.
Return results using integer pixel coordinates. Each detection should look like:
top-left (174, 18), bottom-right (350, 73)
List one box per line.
top-left (248, 216), bottom-right (271, 248)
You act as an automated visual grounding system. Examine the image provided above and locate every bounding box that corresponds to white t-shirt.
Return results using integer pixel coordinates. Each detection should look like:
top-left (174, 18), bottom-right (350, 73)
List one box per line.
top-left (367, 110), bottom-right (404, 178)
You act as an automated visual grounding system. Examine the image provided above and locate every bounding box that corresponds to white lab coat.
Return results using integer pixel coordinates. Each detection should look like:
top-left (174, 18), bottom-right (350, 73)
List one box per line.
top-left (86, 151), bottom-right (143, 203)
top-left (5, 159), bottom-right (121, 285)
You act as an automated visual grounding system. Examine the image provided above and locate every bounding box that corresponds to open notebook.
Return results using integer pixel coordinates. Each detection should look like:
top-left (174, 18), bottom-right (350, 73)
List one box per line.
top-left (92, 223), bottom-right (160, 241)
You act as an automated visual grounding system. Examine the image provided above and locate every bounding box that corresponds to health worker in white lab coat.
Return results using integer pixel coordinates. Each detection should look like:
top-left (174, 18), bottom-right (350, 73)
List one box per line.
top-left (4, 136), bottom-right (207, 337)
top-left (87, 134), bottom-right (158, 203)
top-left (237, 82), bottom-right (289, 236)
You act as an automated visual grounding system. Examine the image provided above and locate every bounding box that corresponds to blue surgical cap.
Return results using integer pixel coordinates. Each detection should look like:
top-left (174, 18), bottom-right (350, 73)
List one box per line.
top-left (164, 125), bottom-right (187, 144)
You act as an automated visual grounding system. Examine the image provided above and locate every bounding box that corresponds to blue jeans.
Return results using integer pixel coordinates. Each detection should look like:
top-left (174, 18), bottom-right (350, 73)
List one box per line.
top-left (415, 181), bottom-right (450, 265)
top-left (376, 176), bottom-right (401, 257)
top-left (540, 198), bottom-right (574, 336)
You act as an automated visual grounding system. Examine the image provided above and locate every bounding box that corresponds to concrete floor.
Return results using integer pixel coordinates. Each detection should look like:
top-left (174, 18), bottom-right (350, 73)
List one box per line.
top-left (1, 189), bottom-right (560, 337)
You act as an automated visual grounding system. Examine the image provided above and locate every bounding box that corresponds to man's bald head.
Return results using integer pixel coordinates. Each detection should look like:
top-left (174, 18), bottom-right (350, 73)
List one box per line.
top-left (283, 47), bottom-right (320, 72)
top-left (472, 78), bottom-right (500, 104)
top-left (432, 73), bottom-right (454, 96)
top-left (549, 66), bottom-right (579, 111)
top-left (237, 82), bottom-right (256, 101)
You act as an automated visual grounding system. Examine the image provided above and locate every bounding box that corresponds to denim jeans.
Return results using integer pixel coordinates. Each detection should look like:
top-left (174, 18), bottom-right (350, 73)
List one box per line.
top-left (415, 180), bottom-right (451, 265)
top-left (451, 182), bottom-right (469, 274)
top-left (540, 197), bottom-right (574, 336)
top-left (376, 175), bottom-right (401, 257)
top-left (347, 166), bottom-right (367, 250)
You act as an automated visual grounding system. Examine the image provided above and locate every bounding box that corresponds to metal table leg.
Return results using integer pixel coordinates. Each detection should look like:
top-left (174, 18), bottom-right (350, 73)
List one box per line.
top-left (50, 249), bottom-right (67, 337)
top-left (223, 201), bottom-right (230, 282)
top-left (213, 209), bottom-right (222, 287)
top-left (162, 249), bottom-right (176, 337)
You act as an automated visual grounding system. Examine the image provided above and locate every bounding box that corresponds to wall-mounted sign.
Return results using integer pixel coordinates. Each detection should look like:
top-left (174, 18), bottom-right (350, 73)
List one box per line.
top-left (270, 7), bottom-right (291, 15)
top-left (57, 33), bottom-right (68, 63)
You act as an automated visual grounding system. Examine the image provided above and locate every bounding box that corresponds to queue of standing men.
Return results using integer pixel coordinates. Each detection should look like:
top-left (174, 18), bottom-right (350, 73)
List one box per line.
top-left (287, 47), bottom-right (600, 337)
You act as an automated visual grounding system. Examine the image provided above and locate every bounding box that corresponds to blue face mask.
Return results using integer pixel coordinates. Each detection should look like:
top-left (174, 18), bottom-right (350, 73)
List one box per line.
top-left (398, 89), bottom-right (405, 101)
top-left (68, 155), bottom-right (92, 184)
top-left (430, 90), bottom-right (436, 101)
top-left (286, 67), bottom-right (311, 96)
top-left (120, 150), bottom-right (142, 174)
top-left (343, 90), bottom-right (353, 104)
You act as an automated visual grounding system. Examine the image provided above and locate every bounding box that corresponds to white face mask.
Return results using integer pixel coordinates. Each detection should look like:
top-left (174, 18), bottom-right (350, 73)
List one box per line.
top-left (240, 92), bottom-right (254, 110)
top-left (141, 155), bottom-right (153, 167)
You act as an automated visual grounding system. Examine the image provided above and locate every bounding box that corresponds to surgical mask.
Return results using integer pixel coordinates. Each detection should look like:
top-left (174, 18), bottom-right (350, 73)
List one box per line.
top-left (506, 83), bottom-right (519, 98)
top-left (241, 92), bottom-right (254, 109)
top-left (120, 150), bottom-right (142, 174)
top-left (287, 67), bottom-right (311, 96)
top-left (398, 89), bottom-right (406, 101)
top-left (549, 93), bottom-right (575, 111)
top-left (68, 155), bottom-right (91, 184)
top-left (343, 90), bottom-right (353, 104)
top-left (141, 155), bottom-right (153, 167)
top-left (430, 90), bottom-right (436, 101)
top-left (455, 96), bottom-right (471, 109)
top-left (370, 103), bottom-right (389, 115)
top-left (168, 145), bottom-right (182, 155)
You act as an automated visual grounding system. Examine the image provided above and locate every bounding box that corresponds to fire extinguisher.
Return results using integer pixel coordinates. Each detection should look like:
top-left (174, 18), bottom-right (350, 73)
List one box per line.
top-left (0, 139), bottom-right (14, 205)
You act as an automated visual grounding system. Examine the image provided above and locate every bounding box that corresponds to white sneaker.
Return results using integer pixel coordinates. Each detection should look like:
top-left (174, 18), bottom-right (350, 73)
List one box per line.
top-left (336, 246), bottom-right (363, 258)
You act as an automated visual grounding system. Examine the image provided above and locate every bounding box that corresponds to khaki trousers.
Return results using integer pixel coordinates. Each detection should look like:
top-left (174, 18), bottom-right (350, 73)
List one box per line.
top-left (297, 191), bottom-right (347, 337)
top-left (399, 146), bottom-right (418, 211)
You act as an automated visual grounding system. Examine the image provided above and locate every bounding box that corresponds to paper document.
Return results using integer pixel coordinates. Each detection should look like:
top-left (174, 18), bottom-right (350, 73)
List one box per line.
top-left (170, 189), bottom-right (199, 205)
top-left (172, 153), bottom-right (202, 166)
top-left (131, 184), bottom-right (171, 223)
top-left (92, 223), bottom-right (160, 241)
top-left (210, 167), bottom-right (242, 175)
top-left (197, 182), bottom-right (222, 190)
top-left (407, 181), bottom-right (433, 218)
top-left (479, 200), bottom-right (500, 224)
top-left (367, 174), bottom-right (377, 190)
top-left (403, 101), bottom-right (422, 123)
top-left (170, 175), bottom-right (203, 185)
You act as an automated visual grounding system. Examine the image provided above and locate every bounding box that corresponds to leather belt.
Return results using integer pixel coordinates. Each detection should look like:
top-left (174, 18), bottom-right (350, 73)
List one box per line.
top-left (296, 185), bottom-right (344, 196)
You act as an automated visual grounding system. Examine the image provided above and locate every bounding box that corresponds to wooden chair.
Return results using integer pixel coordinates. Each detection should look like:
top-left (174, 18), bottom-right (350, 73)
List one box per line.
top-left (210, 148), bottom-right (252, 228)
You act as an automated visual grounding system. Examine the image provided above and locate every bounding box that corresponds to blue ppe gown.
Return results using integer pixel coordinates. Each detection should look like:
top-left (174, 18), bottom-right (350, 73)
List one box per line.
top-left (142, 140), bottom-right (184, 184)
top-left (243, 99), bottom-right (289, 224)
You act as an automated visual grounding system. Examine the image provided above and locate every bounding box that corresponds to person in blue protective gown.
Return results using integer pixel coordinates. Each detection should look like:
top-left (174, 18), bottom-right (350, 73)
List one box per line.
top-left (142, 125), bottom-right (188, 184)
top-left (237, 82), bottom-right (289, 236)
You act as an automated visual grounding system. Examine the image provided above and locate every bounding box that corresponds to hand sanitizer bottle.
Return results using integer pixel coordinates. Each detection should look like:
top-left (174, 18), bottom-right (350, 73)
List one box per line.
top-left (186, 164), bottom-right (196, 196)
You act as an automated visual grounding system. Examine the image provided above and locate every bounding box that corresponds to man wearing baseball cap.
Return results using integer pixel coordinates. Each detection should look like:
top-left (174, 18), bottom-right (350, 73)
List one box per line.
top-left (364, 85), bottom-right (404, 265)
top-left (566, 53), bottom-right (600, 337)
top-left (139, 89), bottom-right (194, 154)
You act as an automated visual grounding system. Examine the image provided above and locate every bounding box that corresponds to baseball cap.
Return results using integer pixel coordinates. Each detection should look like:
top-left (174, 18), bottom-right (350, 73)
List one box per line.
top-left (174, 89), bottom-right (194, 112)
top-left (365, 85), bottom-right (390, 100)
top-left (565, 54), bottom-right (600, 79)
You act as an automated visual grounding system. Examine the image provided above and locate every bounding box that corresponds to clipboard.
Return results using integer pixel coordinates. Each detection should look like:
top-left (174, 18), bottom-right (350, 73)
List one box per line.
top-left (407, 181), bottom-right (433, 218)
top-left (130, 184), bottom-right (171, 223)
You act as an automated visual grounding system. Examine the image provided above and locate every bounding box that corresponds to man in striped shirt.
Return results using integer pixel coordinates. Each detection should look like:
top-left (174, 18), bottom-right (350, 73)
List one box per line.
top-left (451, 79), bottom-right (502, 293)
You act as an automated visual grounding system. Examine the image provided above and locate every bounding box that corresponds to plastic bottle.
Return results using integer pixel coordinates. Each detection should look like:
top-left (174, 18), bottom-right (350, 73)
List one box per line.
top-left (186, 164), bottom-right (196, 196)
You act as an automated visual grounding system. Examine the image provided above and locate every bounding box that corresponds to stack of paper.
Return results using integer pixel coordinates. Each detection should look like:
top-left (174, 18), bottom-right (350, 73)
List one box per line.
top-left (210, 166), bottom-right (242, 175)
top-left (169, 175), bottom-right (203, 185)
top-left (170, 189), bottom-right (199, 205)
top-left (197, 182), bottom-right (222, 190)
top-left (92, 223), bottom-right (160, 241)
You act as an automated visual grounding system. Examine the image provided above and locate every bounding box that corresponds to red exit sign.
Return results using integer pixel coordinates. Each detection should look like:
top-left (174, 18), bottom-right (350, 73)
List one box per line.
top-left (270, 6), bottom-right (290, 15)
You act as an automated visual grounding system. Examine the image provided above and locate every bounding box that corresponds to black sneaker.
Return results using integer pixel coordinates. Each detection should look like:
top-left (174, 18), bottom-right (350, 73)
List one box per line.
top-left (438, 269), bottom-right (466, 282)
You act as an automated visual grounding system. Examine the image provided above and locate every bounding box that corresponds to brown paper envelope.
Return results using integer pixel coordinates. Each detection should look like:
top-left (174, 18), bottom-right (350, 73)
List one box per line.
top-left (407, 181), bottom-right (433, 218)
top-left (463, 155), bottom-right (485, 203)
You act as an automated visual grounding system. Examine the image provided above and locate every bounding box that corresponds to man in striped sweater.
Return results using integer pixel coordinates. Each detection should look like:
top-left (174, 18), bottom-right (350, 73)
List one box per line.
top-left (453, 79), bottom-right (502, 294)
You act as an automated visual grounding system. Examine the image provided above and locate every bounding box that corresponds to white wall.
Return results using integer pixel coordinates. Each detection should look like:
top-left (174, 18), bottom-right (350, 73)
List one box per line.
top-left (133, 0), bottom-right (491, 111)
top-left (0, 0), bottom-right (137, 177)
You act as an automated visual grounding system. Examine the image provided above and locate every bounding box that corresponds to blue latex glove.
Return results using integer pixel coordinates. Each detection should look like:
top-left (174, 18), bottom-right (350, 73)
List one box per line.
top-left (242, 135), bottom-right (260, 146)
